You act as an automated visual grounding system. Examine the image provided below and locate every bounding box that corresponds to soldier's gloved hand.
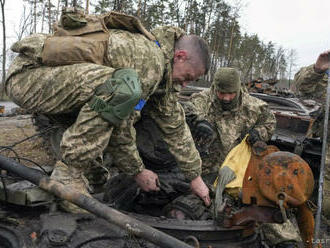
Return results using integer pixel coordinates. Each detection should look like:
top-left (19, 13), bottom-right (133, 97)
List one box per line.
top-left (194, 120), bottom-right (216, 145)
top-left (190, 176), bottom-right (211, 206)
top-left (247, 129), bottom-right (261, 146)
top-left (134, 169), bottom-right (160, 192)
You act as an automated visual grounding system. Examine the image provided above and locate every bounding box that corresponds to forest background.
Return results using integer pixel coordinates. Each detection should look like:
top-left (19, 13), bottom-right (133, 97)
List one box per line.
top-left (0, 0), bottom-right (304, 98)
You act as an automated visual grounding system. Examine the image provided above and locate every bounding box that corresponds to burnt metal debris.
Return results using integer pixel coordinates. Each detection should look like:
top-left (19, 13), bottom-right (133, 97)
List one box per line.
top-left (0, 155), bottom-right (195, 248)
top-left (0, 85), bottom-right (322, 248)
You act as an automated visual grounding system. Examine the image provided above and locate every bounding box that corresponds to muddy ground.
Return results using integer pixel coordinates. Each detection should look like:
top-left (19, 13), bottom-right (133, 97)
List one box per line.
top-left (0, 115), bottom-right (55, 168)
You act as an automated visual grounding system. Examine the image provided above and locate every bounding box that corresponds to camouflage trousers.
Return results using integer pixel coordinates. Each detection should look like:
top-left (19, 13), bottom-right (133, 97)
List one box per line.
top-left (6, 63), bottom-right (142, 174)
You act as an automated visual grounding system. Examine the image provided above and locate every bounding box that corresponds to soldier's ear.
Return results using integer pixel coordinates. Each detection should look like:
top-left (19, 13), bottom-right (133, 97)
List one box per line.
top-left (174, 50), bottom-right (188, 63)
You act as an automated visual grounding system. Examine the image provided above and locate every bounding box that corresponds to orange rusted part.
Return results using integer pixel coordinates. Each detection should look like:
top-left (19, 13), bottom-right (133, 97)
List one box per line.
top-left (0, 105), bottom-right (4, 114)
top-left (296, 203), bottom-right (314, 248)
top-left (242, 143), bottom-right (279, 207)
top-left (258, 152), bottom-right (314, 208)
top-left (255, 83), bottom-right (262, 89)
top-left (243, 147), bottom-right (314, 208)
top-left (242, 147), bottom-right (315, 247)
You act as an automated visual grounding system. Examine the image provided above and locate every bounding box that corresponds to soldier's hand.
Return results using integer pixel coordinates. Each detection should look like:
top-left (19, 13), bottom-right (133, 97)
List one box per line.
top-left (194, 120), bottom-right (216, 145)
top-left (134, 169), bottom-right (160, 192)
top-left (190, 176), bottom-right (211, 206)
top-left (315, 50), bottom-right (330, 73)
top-left (247, 129), bottom-right (260, 146)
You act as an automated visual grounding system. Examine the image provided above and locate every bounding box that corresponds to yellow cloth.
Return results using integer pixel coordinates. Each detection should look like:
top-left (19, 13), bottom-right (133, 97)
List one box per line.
top-left (213, 135), bottom-right (251, 189)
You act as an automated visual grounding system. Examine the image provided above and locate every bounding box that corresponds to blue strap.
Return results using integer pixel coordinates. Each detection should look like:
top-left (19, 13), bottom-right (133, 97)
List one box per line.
top-left (155, 40), bottom-right (161, 48)
top-left (326, 69), bottom-right (330, 76)
top-left (134, 99), bottom-right (146, 111)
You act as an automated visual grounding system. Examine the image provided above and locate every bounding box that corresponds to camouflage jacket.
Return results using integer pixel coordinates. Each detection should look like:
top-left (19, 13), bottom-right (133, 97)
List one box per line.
top-left (108, 26), bottom-right (202, 180)
top-left (294, 64), bottom-right (328, 102)
top-left (294, 64), bottom-right (328, 138)
top-left (6, 26), bottom-right (202, 180)
top-left (188, 89), bottom-right (276, 174)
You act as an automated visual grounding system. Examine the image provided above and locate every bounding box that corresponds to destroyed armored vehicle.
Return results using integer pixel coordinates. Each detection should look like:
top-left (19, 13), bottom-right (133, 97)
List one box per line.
top-left (0, 87), bottom-right (320, 248)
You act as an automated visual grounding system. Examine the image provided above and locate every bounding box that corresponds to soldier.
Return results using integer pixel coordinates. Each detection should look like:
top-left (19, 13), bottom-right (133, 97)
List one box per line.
top-left (294, 50), bottom-right (330, 221)
top-left (189, 67), bottom-right (276, 174)
top-left (181, 68), bottom-right (301, 248)
top-left (5, 11), bottom-right (211, 213)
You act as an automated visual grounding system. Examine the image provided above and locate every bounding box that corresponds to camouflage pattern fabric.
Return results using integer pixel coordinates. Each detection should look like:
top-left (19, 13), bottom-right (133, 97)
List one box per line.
top-left (188, 89), bottom-right (276, 174)
top-left (187, 86), bottom-right (301, 245)
top-left (261, 221), bottom-right (302, 245)
top-left (5, 26), bottom-right (202, 180)
top-left (294, 64), bottom-right (330, 219)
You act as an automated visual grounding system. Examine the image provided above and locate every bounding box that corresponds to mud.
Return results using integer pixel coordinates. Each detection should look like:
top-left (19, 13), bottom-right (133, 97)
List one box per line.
top-left (0, 115), bottom-right (55, 168)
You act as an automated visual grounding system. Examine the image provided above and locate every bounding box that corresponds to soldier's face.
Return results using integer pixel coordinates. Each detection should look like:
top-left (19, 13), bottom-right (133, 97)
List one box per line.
top-left (172, 50), bottom-right (205, 87)
top-left (216, 92), bottom-right (237, 102)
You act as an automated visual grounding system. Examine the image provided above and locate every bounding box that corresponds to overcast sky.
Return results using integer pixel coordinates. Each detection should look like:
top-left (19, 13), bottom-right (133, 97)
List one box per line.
top-left (239, 0), bottom-right (330, 75)
top-left (4, 0), bottom-right (330, 76)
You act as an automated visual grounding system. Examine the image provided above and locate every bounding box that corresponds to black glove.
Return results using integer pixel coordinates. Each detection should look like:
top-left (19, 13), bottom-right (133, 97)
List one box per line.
top-left (194, 120), bottom-right (216, 145)
top-left (247, 129), bottom-right (260, 146)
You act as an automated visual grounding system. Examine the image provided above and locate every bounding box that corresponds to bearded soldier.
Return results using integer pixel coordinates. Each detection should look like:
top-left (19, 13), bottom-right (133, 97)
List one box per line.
top-left (5, 10), bottom-right (211, 213)
top-left (294, 50), bottom-right (330, 221)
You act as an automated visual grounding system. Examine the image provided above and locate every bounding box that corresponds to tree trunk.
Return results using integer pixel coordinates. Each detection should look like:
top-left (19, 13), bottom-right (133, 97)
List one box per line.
top-left (137, 0), bottom-right (141, 18)
top-left (85, 0), bottom-right (89, 14)
top-left (34, 0), bottom-right (37, 33)
top-left (48, 0), bottom-right (52, 33)
top-left (56, 0), bottom-right (60, 22)
top-left (41, 3), bottom-right (46, 33)
top-left (0, 0), bottom-right (5, 98)
top-left (227, 21), bottom-right (236, 66)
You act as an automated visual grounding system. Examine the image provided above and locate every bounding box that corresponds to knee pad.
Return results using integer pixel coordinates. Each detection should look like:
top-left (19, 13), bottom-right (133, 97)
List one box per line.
top-left (89, 68), bottom-right (142, 126)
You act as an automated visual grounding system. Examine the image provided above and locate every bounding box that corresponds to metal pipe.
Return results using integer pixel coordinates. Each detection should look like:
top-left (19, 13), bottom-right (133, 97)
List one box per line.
top-left (314, 67), bottom-right (330, 243)
top-left (0, 155), bottom-right (193, 248)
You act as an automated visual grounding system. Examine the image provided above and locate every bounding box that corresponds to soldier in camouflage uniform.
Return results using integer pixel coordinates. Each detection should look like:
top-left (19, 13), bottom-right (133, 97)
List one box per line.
top-left (5, 12), bottom-right (211, 213)
top-left (294, 50), bottom-right (330, 221)
top-left (188, 67), bottom-right (276, 174)
top-left (184, 68), bottom-right (301, 248)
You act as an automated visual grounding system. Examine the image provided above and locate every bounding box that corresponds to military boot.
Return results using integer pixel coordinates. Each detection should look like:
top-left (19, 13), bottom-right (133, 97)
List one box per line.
top-left (51, 161), bottom-right (92, 214)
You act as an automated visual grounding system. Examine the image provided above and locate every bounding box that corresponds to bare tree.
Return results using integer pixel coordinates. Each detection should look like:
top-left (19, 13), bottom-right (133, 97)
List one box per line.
top-left (287, 49), bottom-right (298, 89)
top-left (34, 0), bottom-right (37, 32)
top-left (86, 0), bottom-right (90, 13)
top-left (15, 5), bottom-right (33, 41)
top-left (48, 0), bottom-right (52, 33)
top-left (0, 0), bottom-right (6, 98)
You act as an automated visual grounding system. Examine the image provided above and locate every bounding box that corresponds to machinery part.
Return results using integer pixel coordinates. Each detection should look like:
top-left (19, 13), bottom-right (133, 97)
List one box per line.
top-left (223, 205), bottom-right (285, 228)
top-left (315, 68), bottom-right (330, 241)
top-left (242, 150), bottom-right (315, 247)
top-left (131, 213), bottom-right (259, 247)
top-left (184, 235), bottom-right (200, 248)
top-left (0, 225), bottom-right (23, 248)
top-left (243, 151), bottom-right (314, 208)
top-left (278, 194), bottom-right (288, 222)
top-left (0, 155), bottom-right (194, 248)
top-left (0, 105), bottom-right (4, 115)
top-left (297, 203), bottom-right (314, 248)
top-left (40, 213), bottom-right (77, 246)
top-left (163, 194), bottom-right (211, 220)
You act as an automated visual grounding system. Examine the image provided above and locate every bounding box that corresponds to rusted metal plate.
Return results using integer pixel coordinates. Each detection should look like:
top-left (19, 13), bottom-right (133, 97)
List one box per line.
top-left (243, 150), bottom-right (314, 208)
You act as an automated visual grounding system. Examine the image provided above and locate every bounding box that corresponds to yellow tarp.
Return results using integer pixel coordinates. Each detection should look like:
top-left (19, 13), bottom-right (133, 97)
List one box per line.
top-left (214, 135), bottom-right (251, 189)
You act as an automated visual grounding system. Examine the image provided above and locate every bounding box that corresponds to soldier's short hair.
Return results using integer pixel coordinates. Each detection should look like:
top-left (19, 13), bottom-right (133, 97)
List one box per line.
top-left (175, 35), bottom-right (210, 74)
